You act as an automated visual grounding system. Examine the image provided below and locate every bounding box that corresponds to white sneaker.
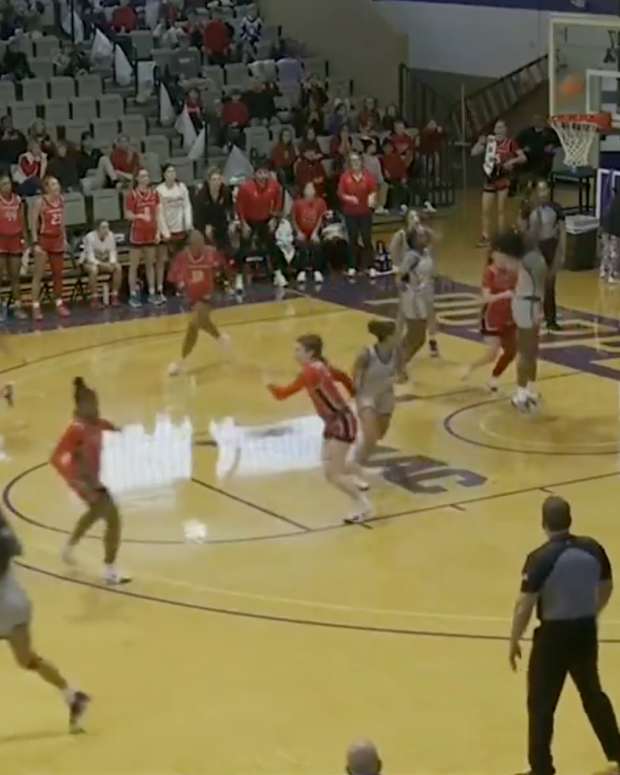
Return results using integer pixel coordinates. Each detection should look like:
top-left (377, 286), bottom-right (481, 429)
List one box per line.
top-left (273, 270), bottom-right (288, 288)
top-left (423, 200), bottom-right (437, 214)
top-left (346, 268), bottom-right (357, 278)
top-left (511, 394), bottom-right (531, 413)
top-left (168, 361), bottom-right (183, 377)
top-left (234, 274), bottom-right (244, 292)
top-left (313, 270), bottom-right (324, 283)
top-left (487, 376), bottom-right (498, 393)
top-left (217, 332), bottom-right (231, 354)
top-left (368, 267), bottom-right (378, 279)
top-left (343, 495), bottom-right (373, 525)
top-left (375, 207), bottom-right (389, 215)
top-left (61, 544), bottom-right (76, 566)
top-left (353, 476), bottom-right (369, 491)
top-left (296, 270), bottom-right (307, 284)
top-left (400, 204), bottom-right (408, 214)
top-left (104, 566), bottom-right (132, 586)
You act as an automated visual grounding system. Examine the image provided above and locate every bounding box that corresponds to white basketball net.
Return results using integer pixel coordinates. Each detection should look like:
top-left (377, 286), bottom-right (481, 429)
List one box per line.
top-left (550, 117), bottom-right (598, 168)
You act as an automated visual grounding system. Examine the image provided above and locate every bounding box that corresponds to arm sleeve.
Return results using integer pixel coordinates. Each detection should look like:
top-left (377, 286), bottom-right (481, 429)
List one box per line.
top-left (50, 424), bottom-right (81, 477)
top-left (108, 234), bottom-right (118, 264)
top-left (520, 547), bottom-right (559, 594)
top-left (268, 373), bottom-right (306, 400)
top-left (481, 266), bottom-right (494, 290)
top-left (183, 184), bottom-right (193, 230)
top-left (235, 187), bottom-right (247, 221)
top-left (329, 366), bottom-right (355, 397)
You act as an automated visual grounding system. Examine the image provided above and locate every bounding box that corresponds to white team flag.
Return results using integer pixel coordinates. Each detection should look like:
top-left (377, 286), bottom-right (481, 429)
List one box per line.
top-left (175, 106), bottom-right (197, 152)
top-left (61, 1), bottom-right (84, 43)
top-left (114, 44), bottom-right (133, 87)
top-left (188, 127), bottom-right (205, 161)
top-left (90, 28), bottom-right (114, 64)
top-left (159, 82), bottom-right (176, 126)
top-left (223, 145), bottom-right (253, 186)
top-left (144, 0), bottom-right (161, 29)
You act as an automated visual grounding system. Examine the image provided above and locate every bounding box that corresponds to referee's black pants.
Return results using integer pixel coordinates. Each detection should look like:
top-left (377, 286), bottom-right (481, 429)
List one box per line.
top-left (528, 618), bottom-right (620, 775)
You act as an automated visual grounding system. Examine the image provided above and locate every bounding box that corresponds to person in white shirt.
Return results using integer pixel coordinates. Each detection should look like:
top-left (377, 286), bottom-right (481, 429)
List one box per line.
top-left (156, 164), bottom-right (193, 301)
top-left (363, 138), bottom-right (388, 215)
top-left (80, 220), bottom-right (122, 309)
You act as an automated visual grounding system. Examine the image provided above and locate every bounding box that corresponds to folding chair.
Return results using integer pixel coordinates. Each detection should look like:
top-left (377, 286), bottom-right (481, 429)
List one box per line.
top-left (10, 102), bottom-right (36, 131)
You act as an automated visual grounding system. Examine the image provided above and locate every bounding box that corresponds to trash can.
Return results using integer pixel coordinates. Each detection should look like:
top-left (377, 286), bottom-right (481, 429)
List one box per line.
top-left (564, 215), bottom-right (599, 271)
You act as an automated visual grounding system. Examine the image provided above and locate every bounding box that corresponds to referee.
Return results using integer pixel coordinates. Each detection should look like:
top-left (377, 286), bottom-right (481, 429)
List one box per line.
top-left (509, 496), bottom-right (620, 775)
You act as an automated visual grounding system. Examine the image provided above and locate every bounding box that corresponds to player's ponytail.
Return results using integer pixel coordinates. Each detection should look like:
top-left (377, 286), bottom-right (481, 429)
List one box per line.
top-left (368, 320), bottom-right (396, 342)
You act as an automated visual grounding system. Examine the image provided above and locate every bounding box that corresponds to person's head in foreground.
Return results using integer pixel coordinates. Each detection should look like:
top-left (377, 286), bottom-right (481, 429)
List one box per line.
top-left (345, 740), bottom-right (382, 775)
top-left (73, 377), bottom-right (99, 422)
top-left (542, 495), bottom-right (572, 538)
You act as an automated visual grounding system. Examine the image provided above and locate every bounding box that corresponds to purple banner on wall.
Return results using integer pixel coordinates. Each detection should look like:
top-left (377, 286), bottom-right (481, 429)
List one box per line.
top-left (374, 0), bottom-right (614, 12)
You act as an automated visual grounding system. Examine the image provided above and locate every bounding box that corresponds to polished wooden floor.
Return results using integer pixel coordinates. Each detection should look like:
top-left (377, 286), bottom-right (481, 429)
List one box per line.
top-left (2, 191), bottom-right (620, 775)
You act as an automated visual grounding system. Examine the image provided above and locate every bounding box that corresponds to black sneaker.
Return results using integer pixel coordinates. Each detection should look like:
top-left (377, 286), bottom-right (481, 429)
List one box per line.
top-left (69, 691), bottom-right (91, 733)
top-left (429, 339), bottom-right (439, 358)
top-left (2, 383), bottom-right (14, 407)
top-left (545, 321), bottom-right (561, 331)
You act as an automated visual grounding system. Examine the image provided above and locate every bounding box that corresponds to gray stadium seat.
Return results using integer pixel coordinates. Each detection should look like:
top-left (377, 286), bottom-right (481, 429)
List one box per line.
top-left (278, 58), bottom-right (303, 84)
top-left (71, 97), bottom-right (97, 123)
top-left (49, 77), bottom-right (76, 100)
top-left (22, 78), bottom-right (48, 105)
top-left (64, 120), bottom-right (89, 145)
top-left (152, 49), bottom-right (174, 75)
top-left (63, 192), bottom-right (87, 227)
top-left (202, 65), bottom-right (225, 90)
top-left (76, 74), bottom-right (103, 99)
top-left (0, 81), bottom-right (15, 104)
top-left (167, 157), bottom-right (194, 185)
top-left (29, 58), bottom-right (55, 80)
top-left (15, 36), bottom-right (34, 57)
top-left (143, 134), bottom-right (170, 163)
top-left (278, 82), bottom-right (301, 106)
top-left (244, 126), bottom-right (271, 156)
top-left (170, 48), bottom-right (201, 80)
top-left (98, 93), bottom-right (124, 118)
top-left (10, 103), bottom-right (36, 131)
top-left (92, 189), bottom-right (121, 222)
top-left (225, 63), bottom-right (250, 89)
top-left (130, 30), bottom-right (154, 60)
top-left (262, 26), bottom-right (280, 45)
top-left (44, 99), bottom-right (70, 126)
top-left (35, 36), bottom-right (60, 59)
top-left (255, 41), bottom-right (273, 61)
top-left (92, 118), bottom-right (119, 147)
top-left (141, 152), bottom-right (161, 184)
top-left (249, 59), bottom-right (277, 83)
top-left (120, 114), bottom-right (146, 140)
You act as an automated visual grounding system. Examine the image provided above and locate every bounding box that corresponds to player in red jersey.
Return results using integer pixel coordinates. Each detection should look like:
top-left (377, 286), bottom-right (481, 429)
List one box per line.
top-left (0, 175), bottom-right (27, 319)
top-left (461, 252), bottom-right (518, 391)
top-left (50, 377), bottom-right (130, 586)
top-left (166, 229), bottom-right (233, 376)
top-left (125, 168), bottom-right (161, 309)
top-left (30, 176), bottom-right (70, 321)
top-left (268, 334), bottom-right (373, 524)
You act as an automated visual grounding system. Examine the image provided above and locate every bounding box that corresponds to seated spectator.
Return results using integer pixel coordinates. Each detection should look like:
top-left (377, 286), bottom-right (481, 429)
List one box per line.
top-left (203, 15), bottom-right (232, 65)
top-left (327, 100), bottom-right (351, 136)
top-left (346, 740), bottom-right (382, 775)
top-left (391, 119), bottom-right (415, 169)
top-left (13, 139), bottom-right (46, 197)
top-left (381, 103), bottom-right (401, 133)
top-left (1, 39), bottom-right (33, 81)
top-left (320, 208), bottom-right (348, 271)
top-left (0, 115), bottom-right (26, 171)
top-left (222, 90), bottom-right (250, 129)
top-left (271, 128), bottom-right (297, 188)
top-left (239, 6), bottom-right (263, 63)
top-left (244, 79), bottom-right (276, 125)
top-left (358, 97), bottom-right (381, 135)
top-left (109, 135), bottom-right (140, 187)
top-left (153, 18), bottom-right (183, 49)
top-left (47, 140), bottom-right (80, 191)
top-left (363, 138), bottom-right (387, 214)
top-left (76, 131), bottom-right (102, 180)
top-left (381, 137), bottom-right (409, 211)
top-left (112, 0), bottom-right (138, 33)
top-left (301, 76), bottom-right (328, 111)
top-left (298, 126), bottom-right (323, 158)
top-left (295, 143), bottom-right (327, 199)
top-left (54, 42), bottom-right (90, 77)
top-left (80, 220), bottom-right (122, 309)
top-left (185, 88), bottom-right (204, 131)
top-left (292, 181), bottom-right (327, 284)
top-left (28, 119), bottom-right (53, 156)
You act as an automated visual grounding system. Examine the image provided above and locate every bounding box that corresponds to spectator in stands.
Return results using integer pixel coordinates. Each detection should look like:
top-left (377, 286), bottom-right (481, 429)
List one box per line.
top-left (358, 97), bottom-right (381, 135)
top-left (295, 143), bottom-right (327, 199)
top-left (292, 182), bottom-right (326, 284)
top-left (55, 42), bottom-right (90, 78)
top-left (391, 119), bottom-right (415, 170)
top-left (47, 141), bottom-right (80, 192)
top-left (235, 159), bottom-right (282, 292)
top-left (112, 0), bottom-right (138, 33)
top-left (381, 104), bottom-right (401, 133)
top-left (0, 115), bottom-right (26, 171)
top-left (381, 137), bottom-right (408, 212)
top-left (338, 151), bottom-right (377, 277)
top-left (76, 131), bottom-right (102, 180)
top-left (28, 119), bottom-right (53, 157)
top-left (222, 90), bottom-right (250, 136)
top-left (14, 139), bottom-right (46, 197)
top-left (239, 5), bottom-right (263, 63)
top-left (301, 76), bottom-right (329, 111)
top-left (185, 88), bottom-right (204, 132)
top-left (363, 138), bottom-right (388, 214)
top-left (418, 118), bottom-right (445, 182)
top-left (80, 220), bottom-right (122, 309)
top-left (0, 4), bottom-right (18, 40)
top-left (516, 114), bottom-right (560, 183)
top-left (194, 165), bottom-right (233, 254)
top-left (244, 79), bottom-right (276, 125)
top-left (157, 163), bottom-right (193, 300)
top-left (1, 39), bottom-right (33, 81)
top-left (153, 17), bottom-right (183, 49)
top-left (203, 15), bottom-right (232, 65)
top-left (109, 135), bottom-right (140, 188)
top-left (327, 100), bottom-right (351, 136)
top-left (271, 128), bottom-right (297, 189)
top-left (346, 740), bottom-right (382, 775)
top-left (299, 126), bottom-right (322, 158)
top-left (330, 125), bottom-right (358, 175)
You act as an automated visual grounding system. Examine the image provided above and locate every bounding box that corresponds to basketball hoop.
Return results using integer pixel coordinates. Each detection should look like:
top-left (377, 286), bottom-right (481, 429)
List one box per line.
top-left (550, 113), bottom-right (612, 168)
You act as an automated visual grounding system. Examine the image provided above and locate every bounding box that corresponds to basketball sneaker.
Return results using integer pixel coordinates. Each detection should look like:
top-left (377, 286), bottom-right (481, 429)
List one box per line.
top-left (346, 267), bottom-right (357, 278)
top-left (296, 270), bottom-right (307, 284)
top-left (128, 292), bottom-right (142, 309)
top-left (56, 301), bottom-right (70, 318)
top-left (168, 361), bottom-right (183, 377)
top-left (32, 303), bottom-right (43, 322)
top-left (313, 270), bottom-right (324, 284)
top-left (104, 566), bottom-right (132, 585)
top-left (69, 691), bottom-right (91, 734)
top-left (343, 496), bottom-right (373, 525)
top-left (429, 339), bottom-right (439, 357)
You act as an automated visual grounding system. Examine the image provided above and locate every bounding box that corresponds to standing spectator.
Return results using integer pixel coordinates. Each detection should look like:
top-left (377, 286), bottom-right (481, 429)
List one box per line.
top-left (125, 168), bottom-right (162, 308)
top-left (517, 114), bottom-right (560, 184)
top-left (203, 15), bottom-right (232, 64)
top-left (418, 119), bottom-right (445, 185)
top-left (156, 163), bottom-right (193, 302)
top-left (510, 496), bottom-right (620, 775)
top-left (381, 104), bottom-right (401, 133)
top-left (14, 140), bottom-right (46, 197)
top-left (239, 6), bottom-right (263, 63)
top-left (0, 40), bottom-right (33, 81)
top-left (0, 115), bottom-right (26, 171)
top-left (112, 0), bottom-right (138, 33)
top-left (330, 125), bottom-right (357, 175)
top-left (47, 141), bottom-right (81, 192)
top-left (292, 181), bottom-right (327, 284)
top-left (600, 186), bottom-right (620, 283)
top-left (295, 143), bottom-right (327, 199)
top-left (338, 151), bottom-right (377, 277)
top-left (244, 79), bottom-right (276, 125)
top-left (76, 132), bottom-right (102, 181)
top-left (235, 160), bottom-right (282, 291)
top-left (382, 137), bottom-right (408, 212)
top-left (80, 220), bottom-right (122, 308)
top-left (363, 138), bottom-right (387, 214)
top-left (271, 128), bottom-right (297, 189)
top-left (358, 97), bottom-right (381, 135)
top-left (346, 740), bottom-right (383, 775)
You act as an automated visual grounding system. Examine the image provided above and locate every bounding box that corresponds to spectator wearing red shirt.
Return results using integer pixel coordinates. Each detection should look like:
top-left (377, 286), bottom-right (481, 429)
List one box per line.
top-left (222, 91), bottom-right (249, 147)
top-left (295, 146), bottom-right (327, 199)
top-left (14, 139), bottom-right (47, 197)
top-left (382, 137), bottom-right (409, 212)
top-left (185, 88), bottom-right (204, 131)
top-left (270, 128), bottom-right (297, 188)
top-left (112, 0), bottom-right (137, 33)
top-left (292, 182), bottom-right (327, 284)
top-left (235, 161), bottom-right (283, 292)
top-left (391, 119), bottom-right (415, 169)
top-left (338, 152), bottom-right (377, 276)
top-left (203, 18), bottom-right (232, 64)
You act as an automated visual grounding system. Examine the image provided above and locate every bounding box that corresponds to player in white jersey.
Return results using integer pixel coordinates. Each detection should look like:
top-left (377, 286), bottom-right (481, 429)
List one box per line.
top-left (353, 320), bottom-right (397, 465)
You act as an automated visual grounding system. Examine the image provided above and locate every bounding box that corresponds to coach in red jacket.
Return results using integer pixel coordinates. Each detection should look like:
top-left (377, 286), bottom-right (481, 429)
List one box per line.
top-left (337, 151), bottom-right (377, 276)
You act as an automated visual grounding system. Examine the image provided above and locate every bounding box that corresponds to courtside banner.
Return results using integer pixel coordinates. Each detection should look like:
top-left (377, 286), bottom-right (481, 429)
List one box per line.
top-left (374, 0), bottom-right (610, 12)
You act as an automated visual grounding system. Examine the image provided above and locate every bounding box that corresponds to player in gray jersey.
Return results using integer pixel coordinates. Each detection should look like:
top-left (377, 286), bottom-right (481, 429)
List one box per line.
top-left (492, 231), bottom-right (547, 411)
top-left (352, 320), bottom-right (397, 465)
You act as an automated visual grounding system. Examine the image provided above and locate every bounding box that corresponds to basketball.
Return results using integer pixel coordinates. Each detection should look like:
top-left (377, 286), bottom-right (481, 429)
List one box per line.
top-left (559, 72), bottom-right (586, 98)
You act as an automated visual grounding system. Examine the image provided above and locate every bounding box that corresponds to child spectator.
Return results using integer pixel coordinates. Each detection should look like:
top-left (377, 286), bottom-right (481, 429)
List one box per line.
top-left (203, 16), bottom-right (232, 64)
top-left (330, 125), bottom-right (358, 175)
top-left (14, 139), bottom-right (46, 197)
top-left (419, 119), bottom-right (445, 182)
top-left (47, 141), bottom-right (80, 192)
top-left (382, 137), bottom-right (409, 212)
top-left (239, 6), bottom-right (263, 63)
top-left (271, 128), bottom-right (297, 188)
top-left (112, 0), bottom-right (138, 33)
top-left (292, 181), bottom-right (327, 284)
